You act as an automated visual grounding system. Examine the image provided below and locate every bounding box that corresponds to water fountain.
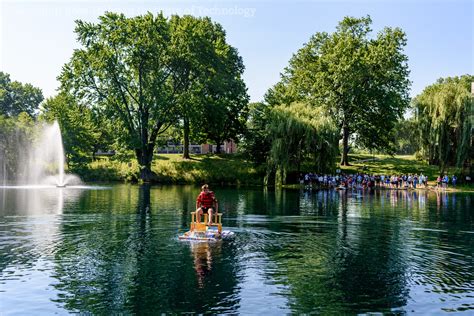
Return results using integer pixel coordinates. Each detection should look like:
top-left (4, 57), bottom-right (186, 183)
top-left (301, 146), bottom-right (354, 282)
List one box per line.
top-left (0, 121), bottom-right (82, 187)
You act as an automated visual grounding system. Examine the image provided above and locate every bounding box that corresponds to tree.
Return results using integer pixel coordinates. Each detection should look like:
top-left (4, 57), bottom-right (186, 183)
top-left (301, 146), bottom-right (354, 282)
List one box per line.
top-left (239, 102), bottom-right (272, 165)
top-left (0, 112), bottom-right (35, 182)
top-left (40, 93), bottom-right (104, 167)
top-left (414, 75), bottom-right (473, 175)
top-left (168, 15), bottom-right (248, 158)
top-left (0, 72), bottom-right (44, 117)
top-left (392, 116), bottom-right (419, 155)
top-left (200, 82), bottom-right (249, 154)
top-left (60, 12), bottom-right (182, 181)
top-left (266, 16), bottom-right (411, 165)
top-left (267, 102), bottom-right (338, 185)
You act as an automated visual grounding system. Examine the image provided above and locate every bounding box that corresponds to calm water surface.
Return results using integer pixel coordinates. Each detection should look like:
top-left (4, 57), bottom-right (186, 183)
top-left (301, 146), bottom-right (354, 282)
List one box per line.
top-left (0, 185), bottom-right (473, 314)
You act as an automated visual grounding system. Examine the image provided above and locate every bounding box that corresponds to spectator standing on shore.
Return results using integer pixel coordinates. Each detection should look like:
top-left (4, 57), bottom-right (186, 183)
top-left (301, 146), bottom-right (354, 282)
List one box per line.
top-left (452, 175), bottom-right (457, 187)
top-left (443, 175), bottom-right (449, 189)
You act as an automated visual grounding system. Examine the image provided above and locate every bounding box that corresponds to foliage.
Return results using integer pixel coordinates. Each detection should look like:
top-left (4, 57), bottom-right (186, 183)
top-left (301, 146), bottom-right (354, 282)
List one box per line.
top-left (392, 115), bottom-right (419, 155)
top-left (167, 15), bottom-right (249, 157)
top-left (265, 16), bottom-right (411, 165)
top-left (60, 12), bottom-right (178, 181)
top-left (0, 72), bottom-right (44, 117)
top-left (60, 12), bottom-right (248, 180)
top-left (80, 154), bottom-right (262, 185)
top-left (40, 93), bottom-right (107, 167)
top-left (239, 102), bottom-right (272, 165)
top-left (267, 102), bottom-right (339, 185)
top-left (414, 75), bottom-right (473, 174)
top-left (0, 113), bottom-right (35, 180)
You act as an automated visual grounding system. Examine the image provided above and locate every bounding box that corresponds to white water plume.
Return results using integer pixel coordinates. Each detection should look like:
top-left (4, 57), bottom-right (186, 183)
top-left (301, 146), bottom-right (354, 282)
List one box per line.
top-left (1, 121), bottom-right (82, 187)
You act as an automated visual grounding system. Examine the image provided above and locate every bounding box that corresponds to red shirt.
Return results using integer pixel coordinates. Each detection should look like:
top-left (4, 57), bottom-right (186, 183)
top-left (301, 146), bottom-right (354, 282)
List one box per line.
top-left (197, 191), bottom-right (216, 208)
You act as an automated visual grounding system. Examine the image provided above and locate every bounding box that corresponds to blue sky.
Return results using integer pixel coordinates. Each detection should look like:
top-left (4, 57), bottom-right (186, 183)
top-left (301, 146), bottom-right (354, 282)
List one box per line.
top-left (1, 0), bottom-right (472, 102)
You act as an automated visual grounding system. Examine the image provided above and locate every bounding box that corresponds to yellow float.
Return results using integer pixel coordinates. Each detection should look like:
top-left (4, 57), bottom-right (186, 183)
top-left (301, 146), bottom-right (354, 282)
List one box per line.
top-left (179, 211), bottom-right (233, 241)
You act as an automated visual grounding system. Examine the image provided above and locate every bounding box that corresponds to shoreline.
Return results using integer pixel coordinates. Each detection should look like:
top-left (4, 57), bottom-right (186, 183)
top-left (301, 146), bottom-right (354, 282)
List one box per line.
top-left (282, 183), bottom-right (474, 193)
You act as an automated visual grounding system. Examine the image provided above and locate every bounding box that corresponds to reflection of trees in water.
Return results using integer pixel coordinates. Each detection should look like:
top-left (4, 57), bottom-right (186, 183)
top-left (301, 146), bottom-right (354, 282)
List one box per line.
top-left (264, 191), bottom-right (409, 313)
top-left (265, 189), bottom-right (473, 313)
top-left (2, 186), bottom-right (472, 313)
top-left (50, 185), bottom-right (242, 314)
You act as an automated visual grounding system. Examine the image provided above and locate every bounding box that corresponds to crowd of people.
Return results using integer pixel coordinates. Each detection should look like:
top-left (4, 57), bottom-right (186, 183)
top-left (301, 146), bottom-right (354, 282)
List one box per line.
top-left (301, 173), bottom-right (458, 190)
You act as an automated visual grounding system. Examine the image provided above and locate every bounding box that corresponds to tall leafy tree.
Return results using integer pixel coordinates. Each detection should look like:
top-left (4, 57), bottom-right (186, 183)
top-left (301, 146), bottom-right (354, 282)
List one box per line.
top-left (168, 15), bottom-right (248, 158)
top-left (201, 83), bottom-right (249, 154)
top-left (0, 72), bottom-right (44, 117)
top-left (239, 102), bottom-right (273, 165)
top-left (414, 75), bottom-right (473, 175)
top-left (392, 116), bottom-right (419, 155)
top-left (60, 12), bottom-right (181, 181)
top-left (266, 16), bottom-right (410, 165)
top-left (267, 102), bottom-right (338, 185)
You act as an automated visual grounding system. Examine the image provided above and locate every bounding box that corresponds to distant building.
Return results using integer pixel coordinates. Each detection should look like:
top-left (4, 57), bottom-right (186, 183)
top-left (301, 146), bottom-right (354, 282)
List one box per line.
top-left (157, 140), bottom-right (237, 154)
top-left (201, 140), bottom-right (237, 154)
top-left (94, 149), bottom-right (115, 157)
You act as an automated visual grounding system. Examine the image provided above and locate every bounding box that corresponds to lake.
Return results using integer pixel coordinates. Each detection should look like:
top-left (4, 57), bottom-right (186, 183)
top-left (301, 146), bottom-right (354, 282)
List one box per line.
top-left (0, 185), bottom-right (473, 314)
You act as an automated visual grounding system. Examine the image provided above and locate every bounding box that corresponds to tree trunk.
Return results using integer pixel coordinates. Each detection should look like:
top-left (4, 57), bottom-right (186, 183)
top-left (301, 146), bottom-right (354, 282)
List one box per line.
top-left (183, 117), bottom-right (190, 159)
top-left (297, 140), bottom-right (302, 174)
top-left (136, 147), bottom-right (155, 182)
top-left (215, 142), bottom-right (222, 154)
top-left (340, 123), bottom-right (350, 166)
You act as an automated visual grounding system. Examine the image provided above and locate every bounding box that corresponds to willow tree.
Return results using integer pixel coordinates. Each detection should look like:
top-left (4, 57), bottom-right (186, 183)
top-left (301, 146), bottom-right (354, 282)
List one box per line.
top-left (265, 16), bottom-right (410, 165)
top-left (414, 75), bottom-right (473, 175)
top-left (267, 102), bottom-right (338, 185)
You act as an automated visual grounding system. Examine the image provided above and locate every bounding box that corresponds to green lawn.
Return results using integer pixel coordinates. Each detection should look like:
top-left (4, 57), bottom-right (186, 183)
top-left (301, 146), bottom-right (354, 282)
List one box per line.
top-left (337, 154), bottom-right (472, 190)
top-left (339, 154), bottom-right (441, 177)
top-left (78, 153), bottom-right (263, 185)
top-left (75, 153), bottom-right (471, 190)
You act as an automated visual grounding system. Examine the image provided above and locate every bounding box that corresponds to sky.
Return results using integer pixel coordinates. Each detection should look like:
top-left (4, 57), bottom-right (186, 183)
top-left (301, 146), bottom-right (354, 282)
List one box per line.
top-left (1, 0), bottom-right (473, 103)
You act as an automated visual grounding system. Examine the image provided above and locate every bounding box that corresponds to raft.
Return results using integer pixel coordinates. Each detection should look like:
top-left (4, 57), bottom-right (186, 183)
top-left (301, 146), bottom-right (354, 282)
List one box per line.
top-left (179, 211), bottom-right (234, 241)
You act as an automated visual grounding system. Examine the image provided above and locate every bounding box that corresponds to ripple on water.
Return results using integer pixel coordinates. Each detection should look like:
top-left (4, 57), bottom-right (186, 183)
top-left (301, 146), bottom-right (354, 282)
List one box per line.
top-left (0, 186), bottom-right (473, 314)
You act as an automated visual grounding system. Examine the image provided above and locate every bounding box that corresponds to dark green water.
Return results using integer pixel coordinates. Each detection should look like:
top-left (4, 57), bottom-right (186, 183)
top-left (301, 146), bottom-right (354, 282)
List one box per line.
top-left (0, 185), bottom-right (473, 314)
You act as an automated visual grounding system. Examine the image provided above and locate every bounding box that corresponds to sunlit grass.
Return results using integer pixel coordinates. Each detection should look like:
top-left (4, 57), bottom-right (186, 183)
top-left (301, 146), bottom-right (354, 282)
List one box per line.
top-left (339, 154), bottom-right (468, 186)
top-left (77, 153), bottom-right (471, 190)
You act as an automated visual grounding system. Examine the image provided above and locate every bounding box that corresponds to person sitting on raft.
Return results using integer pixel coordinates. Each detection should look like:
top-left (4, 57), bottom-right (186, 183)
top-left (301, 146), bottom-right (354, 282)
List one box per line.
top-left (196, 184), bottom-right (218, 225)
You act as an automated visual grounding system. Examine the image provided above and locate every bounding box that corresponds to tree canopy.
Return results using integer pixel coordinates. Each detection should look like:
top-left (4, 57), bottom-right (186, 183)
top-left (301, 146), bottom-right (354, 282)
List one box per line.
top-left (266, 16), bottom-right (411, 165)
top-left (40, 93), bottom-right (108, 167)
top-left (60, 12), bottom-right (248, 180)
top-left (60, 12), bottom-right (178, 181)
top-left (0, 72), bottom-right (44, 117)
top-left (167, 15), bottom-right (248, 157)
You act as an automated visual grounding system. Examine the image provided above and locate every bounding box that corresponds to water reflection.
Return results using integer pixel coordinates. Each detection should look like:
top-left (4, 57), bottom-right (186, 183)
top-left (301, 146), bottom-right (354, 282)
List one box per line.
top-left (0, 187), bottom-right (84, 215)
top-left (0, 186), bottom-right (473, 314)
top-left (40, 185), bottom-right (242, 314)
top-left (260, 189), bottom-right (474, 313)
top-left (192, 242), bottom-right (214, 288)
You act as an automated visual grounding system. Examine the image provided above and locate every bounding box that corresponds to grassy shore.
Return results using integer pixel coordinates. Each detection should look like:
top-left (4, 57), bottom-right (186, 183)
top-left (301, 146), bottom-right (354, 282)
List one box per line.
top-left (74, 153), bottom-right (472, 191)
top-left (75, 153), bottom-right (264, 185)
top-left (339, 154), bottom-right (449, 180)
top-left (335, 154), bottom-right (472, 192)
